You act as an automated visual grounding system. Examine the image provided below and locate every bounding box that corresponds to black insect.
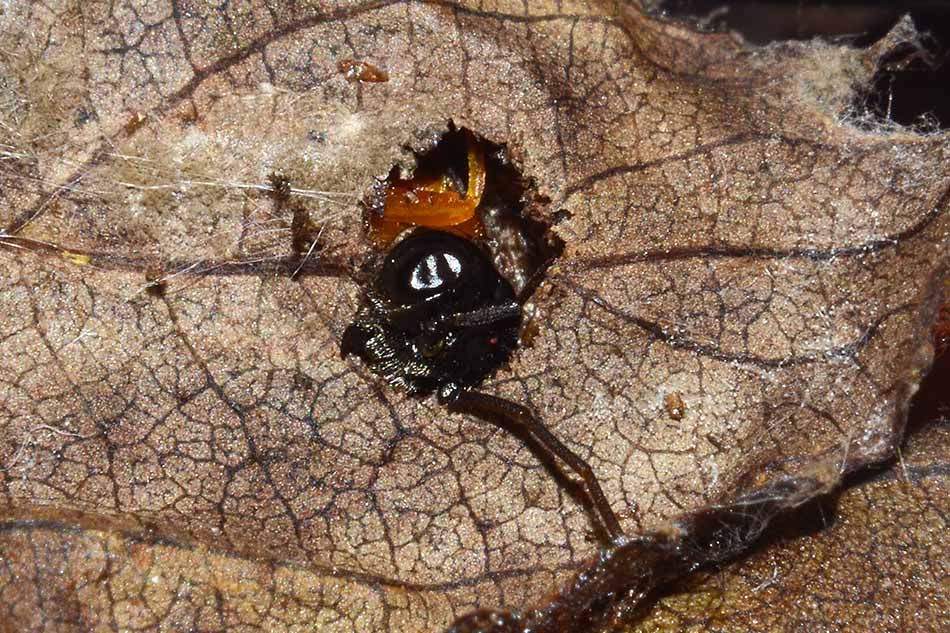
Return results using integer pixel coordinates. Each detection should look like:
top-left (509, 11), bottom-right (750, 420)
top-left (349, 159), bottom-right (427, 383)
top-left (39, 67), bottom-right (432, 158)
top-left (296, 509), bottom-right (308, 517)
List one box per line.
top-left (341, 228), bottom-right (622, 543)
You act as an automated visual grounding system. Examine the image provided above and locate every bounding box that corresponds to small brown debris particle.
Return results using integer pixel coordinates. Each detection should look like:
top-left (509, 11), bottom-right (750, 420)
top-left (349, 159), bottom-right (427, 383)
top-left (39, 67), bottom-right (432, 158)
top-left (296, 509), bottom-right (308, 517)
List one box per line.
top-left (338, 59), bottom-right (389, 83)
top-left (122, 111), bottom-right (147, 136)
top-left (267, 173), bottom-right (292, 202)
top-left (179, 101), bottom-right (199, 125)
top-left (664, 392), bottom-right (686, 421)
top-left (291, 206), bottom-right (321, 255)
top-left (519, 315), bottom-right (541, 348)
top-left (144, 264), bottom-right (166, 297)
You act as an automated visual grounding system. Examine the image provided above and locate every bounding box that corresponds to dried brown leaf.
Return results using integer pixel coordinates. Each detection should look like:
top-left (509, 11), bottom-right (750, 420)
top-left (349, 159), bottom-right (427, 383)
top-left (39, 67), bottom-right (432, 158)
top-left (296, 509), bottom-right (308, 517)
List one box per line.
top-left (628, 419), bottom-right (949, 632)
top-left (0, 2), bottom-right (947, 631)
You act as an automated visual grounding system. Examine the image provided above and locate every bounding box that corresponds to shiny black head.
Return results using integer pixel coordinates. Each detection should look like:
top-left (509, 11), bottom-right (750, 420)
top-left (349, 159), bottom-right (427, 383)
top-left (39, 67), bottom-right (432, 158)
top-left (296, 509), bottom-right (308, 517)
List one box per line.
top-left (341, 229), bottom-right (521, 398)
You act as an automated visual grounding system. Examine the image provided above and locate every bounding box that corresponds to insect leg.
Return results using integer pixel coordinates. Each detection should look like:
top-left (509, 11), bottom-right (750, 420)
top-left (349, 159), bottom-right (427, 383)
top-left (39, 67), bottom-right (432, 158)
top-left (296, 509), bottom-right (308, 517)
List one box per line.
top-left (438, 300), bottom-right (521, 329)
top-left (445, 388), bottom-right (623, 544)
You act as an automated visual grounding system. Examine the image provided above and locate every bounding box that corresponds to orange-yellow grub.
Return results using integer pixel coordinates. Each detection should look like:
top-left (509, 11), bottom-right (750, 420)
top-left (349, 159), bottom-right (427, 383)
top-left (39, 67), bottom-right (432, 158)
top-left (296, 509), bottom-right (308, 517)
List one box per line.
top-left (371, 132), bottom-right (486, 245)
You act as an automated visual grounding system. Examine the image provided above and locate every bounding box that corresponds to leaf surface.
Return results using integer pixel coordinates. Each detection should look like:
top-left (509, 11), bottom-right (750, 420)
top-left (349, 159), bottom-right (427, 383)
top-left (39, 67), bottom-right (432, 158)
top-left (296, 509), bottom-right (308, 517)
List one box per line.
top-left (0, 2), bottom-right (947, 631)
top-left (629, 419), bottom-right (949, 632)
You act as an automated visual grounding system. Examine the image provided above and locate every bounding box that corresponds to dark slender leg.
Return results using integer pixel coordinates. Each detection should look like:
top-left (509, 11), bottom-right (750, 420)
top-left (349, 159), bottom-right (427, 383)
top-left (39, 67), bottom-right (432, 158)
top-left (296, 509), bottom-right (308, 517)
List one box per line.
top-left (446, 388), bottom-right (623, 543)
top-left (439, 300), bottom-right (521, 329)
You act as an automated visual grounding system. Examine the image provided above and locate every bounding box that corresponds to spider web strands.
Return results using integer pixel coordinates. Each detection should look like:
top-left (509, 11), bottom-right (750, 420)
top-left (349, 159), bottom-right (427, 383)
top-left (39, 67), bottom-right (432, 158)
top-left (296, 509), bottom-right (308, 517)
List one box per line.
top-left (0, 145), bottom-right (36, 162)
top-left (0, 168), bottom-right (111, 199)
top-left (567, 202), bottom-right (945, 269)
top-left (0, 159), bottom-right (356, 205)
top-left (0, 135), bottom-right (359, 281)
top-left (0, 233), bottom-right (351, 280)
top-left (290, 222), bottom-right (329, 280)
top-left (239, 203), bottom-right (351, 241)
top-left (1, 172), bottom-right (91, 235)
top-left (111, 177), bottom-right (356, 202)
top-left (1, 143), bottom-right (359, 236)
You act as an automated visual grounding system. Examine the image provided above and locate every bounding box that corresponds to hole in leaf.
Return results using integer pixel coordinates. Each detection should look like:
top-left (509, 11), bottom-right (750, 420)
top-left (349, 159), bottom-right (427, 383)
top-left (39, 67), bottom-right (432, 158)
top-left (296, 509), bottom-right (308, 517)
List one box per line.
top-left (363, 125), bottom-right (563, 298)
